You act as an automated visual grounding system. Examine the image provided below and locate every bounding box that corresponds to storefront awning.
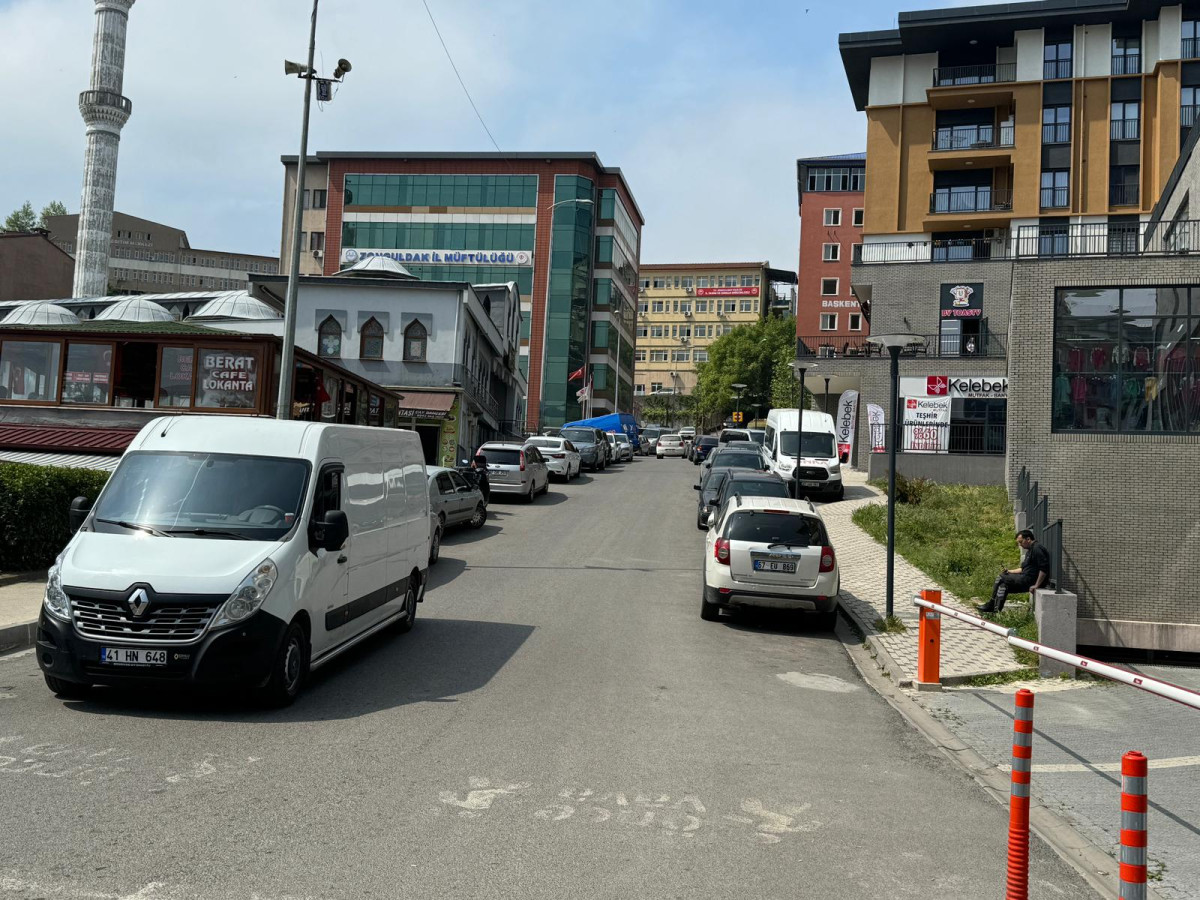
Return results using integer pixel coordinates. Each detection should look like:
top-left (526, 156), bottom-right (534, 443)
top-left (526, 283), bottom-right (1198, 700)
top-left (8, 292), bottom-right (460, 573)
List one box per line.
top-left (0, 450), bottom-right (122, 472)
top-left (394, 390), bottom-right (457, 420)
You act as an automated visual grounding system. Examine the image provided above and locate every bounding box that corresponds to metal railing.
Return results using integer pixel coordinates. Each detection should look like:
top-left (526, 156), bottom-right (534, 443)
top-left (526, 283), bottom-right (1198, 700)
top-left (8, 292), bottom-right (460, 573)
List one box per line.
top-left (870, 421), bottom-right (1007, 455)
top-left (1110, 183), bottom-right (1140, 206)
top-left (1183, 104), bottom-right (1200, 128)
top-left (929, 187), bottom-right (1013, 214)
top-left (1015, 467), bottom-right (1062, 590)
top-left (1015, 220), bottom-right (1200, 257)
top-left (1043, 58), bottom-right (1072, 79)
top-left (1111, 52), bottom-right (1141, 75)
top-left (932, 62), bottom-right (1016, 86)
top-left (1041, 122), bottom-right (1070, 144)
top-left (1185, 36), bottom-right (1200, 59)
top-left (78, 89), bottom-right (132, 115)
top-left (931, 124), bottom-right (1014, 151)
top-left (1039, 186), bottom-right (1069, 209)
top-left (1110, 118), bottom-right (1140, 141)
top-left (854, 234), bottom-right (1012, 264)
top-left (796, 332), bottom-right (1006, 360)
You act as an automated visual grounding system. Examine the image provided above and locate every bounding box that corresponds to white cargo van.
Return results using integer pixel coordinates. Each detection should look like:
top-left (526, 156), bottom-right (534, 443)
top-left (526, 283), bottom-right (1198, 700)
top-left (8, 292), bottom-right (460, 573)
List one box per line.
top-left (764, 409), bottom-right (844, 501)
top-left (36, 416), bottom-right (430, 706)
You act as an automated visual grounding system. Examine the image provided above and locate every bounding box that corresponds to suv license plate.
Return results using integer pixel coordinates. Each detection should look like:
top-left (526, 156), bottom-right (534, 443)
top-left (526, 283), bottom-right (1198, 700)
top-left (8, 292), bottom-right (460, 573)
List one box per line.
top-left (100, 647), bottom-right (167, 666)
top-left (754, 560), bottom-right (797, 573)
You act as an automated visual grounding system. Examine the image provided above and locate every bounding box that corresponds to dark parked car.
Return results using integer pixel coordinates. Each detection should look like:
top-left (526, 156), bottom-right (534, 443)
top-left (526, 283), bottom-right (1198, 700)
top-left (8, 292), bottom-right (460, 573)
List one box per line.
top-left (701, 447), bottom-right (770, 475)
top-left (560, 426), bottom-right (610, 471)
top-left (694, 468), bottom-right (729, 530)
top-left (708, 471), bottom-right (791, 527)
top-left (691, 435), bottom-right (719, 465)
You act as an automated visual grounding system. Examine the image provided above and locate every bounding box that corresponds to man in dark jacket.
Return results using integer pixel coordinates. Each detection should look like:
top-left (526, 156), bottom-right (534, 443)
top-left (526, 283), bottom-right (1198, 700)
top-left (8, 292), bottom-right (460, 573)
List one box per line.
top-left (976, 529), bottom-right (1050, 615)
top-left (472, 453), bottom-right (490, 504)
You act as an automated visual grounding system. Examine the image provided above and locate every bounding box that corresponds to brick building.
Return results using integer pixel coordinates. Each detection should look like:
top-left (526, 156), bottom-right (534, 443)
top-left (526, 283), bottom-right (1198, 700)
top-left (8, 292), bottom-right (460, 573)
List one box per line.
top-left (0, 232), bottom-right (74, 303)
top-left (279, 152), bottom-right (643, 432)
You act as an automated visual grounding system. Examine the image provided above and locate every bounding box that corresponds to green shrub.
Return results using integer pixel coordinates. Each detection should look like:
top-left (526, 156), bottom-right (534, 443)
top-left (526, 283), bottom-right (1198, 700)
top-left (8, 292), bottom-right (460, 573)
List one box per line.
top-left (0, 463), bottom-right (110, 572)
top-left (894, 473), bottom-right (935, 505)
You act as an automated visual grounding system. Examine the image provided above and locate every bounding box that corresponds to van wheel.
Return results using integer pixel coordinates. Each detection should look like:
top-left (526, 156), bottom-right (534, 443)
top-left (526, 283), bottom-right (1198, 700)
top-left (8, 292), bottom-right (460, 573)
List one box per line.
top-left (43, 673), bottom-right (91, 699)
top-left (469, 503), bottom-right (487, 529)
top-left (394, 580), bottom-right (418, 634)
top-left (260, 620), bottom-right (309, 707)
top-left (429, 523), bottom-right (442, 565)
top-left (835, 484), bottom-right (845, 502)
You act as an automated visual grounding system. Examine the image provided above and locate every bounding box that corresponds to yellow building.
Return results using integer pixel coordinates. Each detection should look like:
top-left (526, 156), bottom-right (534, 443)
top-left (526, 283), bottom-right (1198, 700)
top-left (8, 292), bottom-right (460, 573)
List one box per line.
top-left (840, 0), bottom-right (1200, 260)
top-left (634, 262), bottom-right (779, 399)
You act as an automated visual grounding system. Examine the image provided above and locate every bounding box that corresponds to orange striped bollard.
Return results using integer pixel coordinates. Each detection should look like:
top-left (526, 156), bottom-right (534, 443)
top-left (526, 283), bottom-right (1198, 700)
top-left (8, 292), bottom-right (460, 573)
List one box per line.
top-left (1006, 688), bottom-right (1034, 900)
top-left (1119, 751), bottom-right (1149, 900)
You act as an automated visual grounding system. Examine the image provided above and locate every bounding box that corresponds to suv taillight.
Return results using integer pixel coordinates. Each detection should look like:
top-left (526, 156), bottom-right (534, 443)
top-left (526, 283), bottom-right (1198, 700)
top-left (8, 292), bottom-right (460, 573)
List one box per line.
top-left (714, 538), bottom-right (731, 565)
top-left (819, 546), bottom-right (836, 573)
top-left (519, 451), bottom-right (526, 472)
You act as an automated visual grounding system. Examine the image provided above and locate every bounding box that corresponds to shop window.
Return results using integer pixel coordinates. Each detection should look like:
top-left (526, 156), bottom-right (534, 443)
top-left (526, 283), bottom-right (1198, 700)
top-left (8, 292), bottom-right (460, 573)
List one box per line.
top-left (194, 348), bottom-right (259, 410)
top-left (360, 317), bottom-right (385, 359)
top-left (61, 343), bottom-right (113, 405)
top-left (403, 320), bottom-right (428, 362)
top-left (369, 393), bottom-right (383, 426)
top-left (157, 347), bottom-right (194, 408)
top-left (318, 316), bottom-right (342, 358)
top-left (112, 342), bottom-right (157, 409)
top-left (0, 340), bottom-right (60, 402)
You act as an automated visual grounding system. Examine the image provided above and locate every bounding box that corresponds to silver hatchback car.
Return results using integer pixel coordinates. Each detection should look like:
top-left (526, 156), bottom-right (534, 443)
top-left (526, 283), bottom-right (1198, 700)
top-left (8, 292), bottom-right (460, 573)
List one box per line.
top-left (478, 441), bottom-right (551, 502)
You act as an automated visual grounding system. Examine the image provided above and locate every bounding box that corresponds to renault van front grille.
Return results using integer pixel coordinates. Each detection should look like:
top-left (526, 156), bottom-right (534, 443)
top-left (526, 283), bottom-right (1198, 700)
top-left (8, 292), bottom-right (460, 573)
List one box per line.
top-left (70, 593), bottom-right (222, 644)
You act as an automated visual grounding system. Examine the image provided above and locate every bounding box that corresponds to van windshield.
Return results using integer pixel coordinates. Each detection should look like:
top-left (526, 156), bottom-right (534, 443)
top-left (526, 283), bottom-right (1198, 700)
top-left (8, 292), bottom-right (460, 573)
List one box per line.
top-left (779, 431), bottom-right (836, 458)
top-left (92, 451), bottom-right (310, 541)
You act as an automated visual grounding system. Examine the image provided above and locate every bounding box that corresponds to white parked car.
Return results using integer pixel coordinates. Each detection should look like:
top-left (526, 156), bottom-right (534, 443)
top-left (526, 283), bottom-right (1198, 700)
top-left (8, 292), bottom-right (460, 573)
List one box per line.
top-left (701, 496), bottom-right (839, 628)
top-left (478, 441), bottom-right (551, 502)
top-left (524, 436), bottom-right (581, 481)
top-left (606, 432), bottom-right (634, 462)
top-left (656, 433), bottom-right (686, 458)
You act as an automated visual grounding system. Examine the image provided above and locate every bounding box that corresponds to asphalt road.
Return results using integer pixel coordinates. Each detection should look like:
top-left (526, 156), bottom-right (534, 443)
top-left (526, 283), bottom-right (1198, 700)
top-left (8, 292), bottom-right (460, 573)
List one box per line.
top-left (0, 455), bottom-right (1098, 900)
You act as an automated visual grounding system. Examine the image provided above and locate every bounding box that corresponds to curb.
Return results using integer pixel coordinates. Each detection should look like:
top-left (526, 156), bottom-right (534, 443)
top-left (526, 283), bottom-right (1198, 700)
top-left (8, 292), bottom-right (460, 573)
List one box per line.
top-left (0, 620), bottom-right (38, 655)
top-left (838, 620), bottom-right (1167, 900)
top-left (0, 570), bottom-right (45, 589)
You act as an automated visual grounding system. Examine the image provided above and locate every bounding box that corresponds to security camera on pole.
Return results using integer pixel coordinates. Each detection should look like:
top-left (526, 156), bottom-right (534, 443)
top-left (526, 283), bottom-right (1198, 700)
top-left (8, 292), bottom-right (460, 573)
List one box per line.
top-left (276, 0), bottom-right (352, 420)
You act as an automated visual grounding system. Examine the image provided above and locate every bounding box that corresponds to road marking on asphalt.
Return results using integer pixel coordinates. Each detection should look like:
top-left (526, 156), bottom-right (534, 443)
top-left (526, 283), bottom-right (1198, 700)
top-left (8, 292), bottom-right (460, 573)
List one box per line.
top-left (999, 755), bottom-right (1200, 774)
top-left (776, 672), bottom-right (859, 693)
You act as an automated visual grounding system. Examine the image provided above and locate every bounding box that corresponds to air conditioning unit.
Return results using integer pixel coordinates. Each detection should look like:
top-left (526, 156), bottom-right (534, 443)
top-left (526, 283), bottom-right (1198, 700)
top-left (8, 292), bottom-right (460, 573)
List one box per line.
top-left (638, 286), bottom-right (646, 293)
top-left (982, 228), bottom-right (1001, 239)
top-left (685, 287), bottom-right (693, 294)
top-left (312, 249), bottom-right (323, 259)
top-left (682, 309), bottom-right (692, 317)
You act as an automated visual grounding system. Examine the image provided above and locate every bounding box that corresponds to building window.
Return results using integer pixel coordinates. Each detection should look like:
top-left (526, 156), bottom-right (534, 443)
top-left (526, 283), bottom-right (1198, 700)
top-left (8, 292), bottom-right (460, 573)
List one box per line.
top-left (694, 299), bottom-right (708, 313)
top-left (637, 301), bottom-right (648, 314)
top-left (806, 167), bottom-right (865, 192)
top-left (1044, 40), bottom-right (1073, 79)
top-left (693, 349), bottom-right (708, 362)
top-left (1112, 36), bottom-right (1140, 75)
top-left (740, 299), bottom-right (754, 312)
top-left (310, 231), bottom-right (325, 252)
top-left (852, 208), bottom-right (864, 227)
top-left (360, 317), bottom-right (385, 359)
top-left (318, 316), bottom-right (342, 358)
top-left (651, 300), bottom-right (665, 313)
top-left (1053, 286), bottom-right (1196, 434)
top-left (1185, 20), bottom-right (1200, 58)
top-left (823, 208), bottom-right (842, 226)
top-left (1040, 170), bottom-right (1069, 209)
top-left (849, 313), bottom-right (862, 331)
top-left (1042, 106), bottom-right (1071, 144)
top-left (634, 384), bottom-right (645, 395)
top-left (822, 243), bottom-right (840, 262)
top-left (681, 276), bottom-right (693, 289)
top-left (1183, 86), bottom-right (1200, 129)
top-left (403, 320), bottom-right (427, 362)
top-left (650, 351), bottom-right (668, 362)
top-left (1110, 165), bottom-right (1139, 206)
top-left (652, 277), bottom-right (667, 289)
top-left (672, 350), bottom-right (690, 362)
top-left (634, 349), bottom-right (646, 362)
top-left (312, 189), bottom-right (327, 209)
top-left (650, 325), bottom-right (665, 338)
top-left (650, 382), bottom-right (663, 393)
top-left (820, 313), bottom-right (837, 331)
top-left (1110, 101), bottom-right (1140, 141)
top-left (636, 325), bottom-right (648, 338)
top-left (725, 300), bottom-right (738, 312)
top-left (820, 278), bottom-right (839, 296)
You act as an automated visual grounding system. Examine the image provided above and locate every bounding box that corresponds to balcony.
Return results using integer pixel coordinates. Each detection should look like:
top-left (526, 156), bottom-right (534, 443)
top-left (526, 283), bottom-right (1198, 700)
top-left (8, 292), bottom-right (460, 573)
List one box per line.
top-left (796, 333), bottom-right (1006, 360)
top-left (1043, 59), bottom-right (1072, 79)
top-left (1110, 183), bottom-right (1140, 207)
top-left (1042, 122), bottom-right (1071, 144)
top-left (1111, 53), bottom-right (1141, 75)
top-left (929, 187), bottom-right (1012, 215)
top-left (1110, 119), bottom-right (1140, 141)
top-left (932, 62), bottom-right (1016, 86)
top-left (1185, 37), bottom-right (1200, 59)
top-left (853, 234), bottom-right (1011, 265)
top-left (1183, 105), bottom-right (1200, 128)
top-left (1039, 186), bottom-right (1069, 209)
top-left (930, 124), bottom-right (1014, 151)
top-left (1014, 221), bottom-right (1200, 258)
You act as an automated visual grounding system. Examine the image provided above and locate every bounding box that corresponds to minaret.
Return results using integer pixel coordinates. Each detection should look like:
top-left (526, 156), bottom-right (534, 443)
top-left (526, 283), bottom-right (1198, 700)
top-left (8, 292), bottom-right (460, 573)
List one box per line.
top-left (72, 0), bottom-right (135, 298)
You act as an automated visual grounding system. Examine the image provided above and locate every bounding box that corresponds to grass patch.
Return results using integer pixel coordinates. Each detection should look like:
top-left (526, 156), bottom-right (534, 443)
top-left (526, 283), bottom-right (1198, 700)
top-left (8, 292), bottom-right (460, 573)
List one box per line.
top-left (960, 667), bottom-right (1040, 688)
top-left (873, 615), bottom-right (907, 634)
top-left (994, 604), bottom-right (1039, 666)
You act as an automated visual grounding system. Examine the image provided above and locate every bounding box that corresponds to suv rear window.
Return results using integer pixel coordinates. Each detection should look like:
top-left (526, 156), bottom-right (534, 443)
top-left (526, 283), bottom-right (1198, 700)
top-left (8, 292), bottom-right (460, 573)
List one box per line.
top-left (724, 480), bottom-right (790, 502)
top-left (525, 438), bottom-right (559, 449)
top-left (720, 431), bottom-right (750, 443)
top-left (725, 511), bottom-right (827, 546)
top-left (482, 449), bottom-right (522, 466)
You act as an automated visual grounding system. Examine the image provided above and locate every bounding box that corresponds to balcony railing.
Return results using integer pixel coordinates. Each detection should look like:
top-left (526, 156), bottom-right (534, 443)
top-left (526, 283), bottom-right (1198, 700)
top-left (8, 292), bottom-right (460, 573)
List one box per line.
top-left (1014, 221), bottom-right (1200, 258)
top-left (1185, 36), bottom-right (1200, 59)
top-left (1040, 186), bottom-right (1069, 209)
top-left (78, 89), bottom-right (132, 116)
top-left (1112, 53), bottom-right (1141, 75)
top-left (1042, 122), bottom-right (1071, 144)
top-left (931, 123), bottom-right (1014, 151)
top-left (796, 333), bottom-right (1006, 360)
top-left (1110, 183), bottom-right (1140, 206)
top-left (871, 422), bottom-right (1007, 456)
top-left (853, 234), bottom-right (1012, 264)
top-left (1183, 105), bottom-right (1200, 128)
top-left (929, 187), bottom-right (1013, 214)
top-left (1110, 118), bottom-right (1140, 141)
top-left (1043, 59), bottom-right (1073, 79)
top-left (932, 62), bottom-right (1016, 86)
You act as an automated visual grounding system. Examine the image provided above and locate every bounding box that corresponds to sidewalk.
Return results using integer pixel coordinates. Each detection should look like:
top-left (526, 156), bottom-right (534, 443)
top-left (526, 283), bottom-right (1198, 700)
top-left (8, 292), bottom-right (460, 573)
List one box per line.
top-left (0, 572), bottom-right (45, 652)
top-left (827, 470), bottom-right (1024, 684)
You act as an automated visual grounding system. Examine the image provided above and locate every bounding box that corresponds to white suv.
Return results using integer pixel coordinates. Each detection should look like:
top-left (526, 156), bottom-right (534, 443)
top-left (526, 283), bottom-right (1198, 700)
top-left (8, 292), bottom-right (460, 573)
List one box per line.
top-left (701, 496), bottom-right (839, 628)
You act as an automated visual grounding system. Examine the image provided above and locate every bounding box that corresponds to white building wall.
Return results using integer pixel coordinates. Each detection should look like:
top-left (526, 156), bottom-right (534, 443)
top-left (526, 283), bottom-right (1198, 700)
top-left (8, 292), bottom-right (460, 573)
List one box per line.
top-left (1078, 24), bottom-right (1113, 77)
top-left (1160, 5), bottom-right (1184, 62)
top-left (868, 56), bottom-right (904, 106)
top-left (903, 53), bottom-right (936, 103)
top-left (1014, 29), bottom-right (1044, 81)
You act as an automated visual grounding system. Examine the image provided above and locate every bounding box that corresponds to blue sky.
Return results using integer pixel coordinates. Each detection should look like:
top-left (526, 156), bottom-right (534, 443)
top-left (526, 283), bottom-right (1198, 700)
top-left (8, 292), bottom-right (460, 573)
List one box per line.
top-left (0, 0), bottom-right (986, 271)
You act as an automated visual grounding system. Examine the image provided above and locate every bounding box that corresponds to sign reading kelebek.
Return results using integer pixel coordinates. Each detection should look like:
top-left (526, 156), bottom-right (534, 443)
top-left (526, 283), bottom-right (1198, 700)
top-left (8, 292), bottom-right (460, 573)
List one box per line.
top-left (342, 248), bottom-right (532, 266)
top-left (900, 375), bottom-right (1007, 399)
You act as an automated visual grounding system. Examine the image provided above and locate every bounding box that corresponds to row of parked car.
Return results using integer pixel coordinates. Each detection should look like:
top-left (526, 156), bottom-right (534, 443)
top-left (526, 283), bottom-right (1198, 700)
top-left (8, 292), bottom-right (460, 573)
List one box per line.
top-left (683, 413), bottom-right (843, 629)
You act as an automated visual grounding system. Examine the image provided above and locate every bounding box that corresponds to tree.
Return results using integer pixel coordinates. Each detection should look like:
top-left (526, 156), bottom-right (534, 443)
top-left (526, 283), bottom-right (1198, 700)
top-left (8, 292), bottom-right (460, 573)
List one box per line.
top-left (39, 201), bottom-right (68, 228)
top-left (693, 315), bottom-right (801, 425)
top-left (3, 201), bottom-right (36, 232)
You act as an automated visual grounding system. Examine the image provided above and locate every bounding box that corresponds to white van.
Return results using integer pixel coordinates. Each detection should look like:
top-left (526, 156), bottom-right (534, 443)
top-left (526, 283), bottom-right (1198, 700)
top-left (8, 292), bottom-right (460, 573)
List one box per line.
top-left (36, 416), bottom-right (430, 706)
top-left (764, 409), bottom-right (844, 501)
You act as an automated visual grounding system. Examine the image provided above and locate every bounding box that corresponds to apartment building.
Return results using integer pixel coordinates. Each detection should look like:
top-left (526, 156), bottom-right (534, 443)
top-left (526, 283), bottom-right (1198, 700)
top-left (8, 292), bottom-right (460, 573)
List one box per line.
top-left (44, 212), bottom-right (278, 295)
top-left (796, 153), bottom-right (867, 345)
top-left (279, 152), bottom-right (643, 431)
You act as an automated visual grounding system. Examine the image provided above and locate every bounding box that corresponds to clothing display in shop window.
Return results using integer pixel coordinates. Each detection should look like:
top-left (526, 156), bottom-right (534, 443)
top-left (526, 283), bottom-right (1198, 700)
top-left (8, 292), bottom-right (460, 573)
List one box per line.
top-left (1067, 347), bottom-right (1084, 372)
top-left (1132, 345), bottom-right (1151, 370)
top-left (1091, 346), bottom-right (1110, 371)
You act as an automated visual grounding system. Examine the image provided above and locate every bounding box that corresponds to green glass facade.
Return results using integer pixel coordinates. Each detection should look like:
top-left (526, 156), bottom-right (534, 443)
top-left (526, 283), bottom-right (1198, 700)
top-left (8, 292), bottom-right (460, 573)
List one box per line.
top-left (344, 174), bottom-right (538, 208)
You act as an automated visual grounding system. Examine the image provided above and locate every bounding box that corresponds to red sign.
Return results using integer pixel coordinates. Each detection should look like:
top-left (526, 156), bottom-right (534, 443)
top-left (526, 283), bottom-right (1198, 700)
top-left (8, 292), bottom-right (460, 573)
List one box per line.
top-left (695, 286), bottom-right (759, 297)
top-left (926, 376), bottom-right (949, 396)
top-left (906, 398), bottom-right (918, 409)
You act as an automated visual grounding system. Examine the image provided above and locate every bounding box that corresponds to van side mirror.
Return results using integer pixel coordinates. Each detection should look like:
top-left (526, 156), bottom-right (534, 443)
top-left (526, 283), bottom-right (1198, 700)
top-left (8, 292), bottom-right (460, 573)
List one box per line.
top-left (69, 496), bottom-right (92, 532)
top-left (693, 484), bottom-right (701, 490)
top-left (310, 510), bottom-right (349, 552)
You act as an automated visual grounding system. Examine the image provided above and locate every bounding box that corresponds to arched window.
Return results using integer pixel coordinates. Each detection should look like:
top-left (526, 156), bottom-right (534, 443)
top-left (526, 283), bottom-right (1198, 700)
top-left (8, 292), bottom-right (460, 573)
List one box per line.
top-left (403, 320), bottom-right (427, 362)
top-left (360, 317), bottom-right (384, 359)
top-left (318, 315), bottom-right (342, 358)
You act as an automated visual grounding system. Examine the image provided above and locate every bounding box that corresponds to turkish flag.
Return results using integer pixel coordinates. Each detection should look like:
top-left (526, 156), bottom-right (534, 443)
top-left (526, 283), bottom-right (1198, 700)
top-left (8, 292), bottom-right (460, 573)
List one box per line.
top-left (316, 381), bottom-right (332, 404)
top-left (568, 366), bottom-right (586, 381)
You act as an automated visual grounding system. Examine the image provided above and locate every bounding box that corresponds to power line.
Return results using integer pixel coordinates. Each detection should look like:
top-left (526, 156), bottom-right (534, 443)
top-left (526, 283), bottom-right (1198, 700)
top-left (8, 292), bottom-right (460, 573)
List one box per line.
top-left (422, 0), bottom-right (504, 155)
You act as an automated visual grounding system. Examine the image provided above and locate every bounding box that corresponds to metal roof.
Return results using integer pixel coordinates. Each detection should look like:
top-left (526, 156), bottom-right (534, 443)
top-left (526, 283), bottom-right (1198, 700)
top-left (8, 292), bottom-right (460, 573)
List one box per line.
top-left (187, 292), bottom-right (281, 321)
top-left (0, 450), bottom-right (122, 472)
top-left (94, 296), bottom-right (174, 323)
top-left (1, 302), bottom-right (80, 327)
top-left (0, 424), bottom-right (140, 454)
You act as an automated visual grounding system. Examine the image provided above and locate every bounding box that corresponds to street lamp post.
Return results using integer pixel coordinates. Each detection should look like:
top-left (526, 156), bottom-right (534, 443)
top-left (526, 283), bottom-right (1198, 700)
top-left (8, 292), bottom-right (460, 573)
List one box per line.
top-left (789, 363), bottom-right (807, 411)
top-left (824, 376), bottom-right (832, 414)
top-left (866, 333), bottom-right (926, 620)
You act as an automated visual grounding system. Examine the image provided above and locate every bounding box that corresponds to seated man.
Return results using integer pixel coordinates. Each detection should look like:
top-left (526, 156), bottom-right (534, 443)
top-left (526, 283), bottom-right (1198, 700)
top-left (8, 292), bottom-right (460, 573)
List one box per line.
top-left (976, 529), bottom-right (1050, 616)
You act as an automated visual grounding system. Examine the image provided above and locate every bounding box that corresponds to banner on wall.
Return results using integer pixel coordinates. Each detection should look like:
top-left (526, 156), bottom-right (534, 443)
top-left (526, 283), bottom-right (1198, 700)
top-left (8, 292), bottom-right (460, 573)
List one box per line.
top-left (867, 403), bottom-right (886, 453)
top-left (902, 396), bottom-right (951, 453)
top-left (835, 389), bottom-right (859, 461)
